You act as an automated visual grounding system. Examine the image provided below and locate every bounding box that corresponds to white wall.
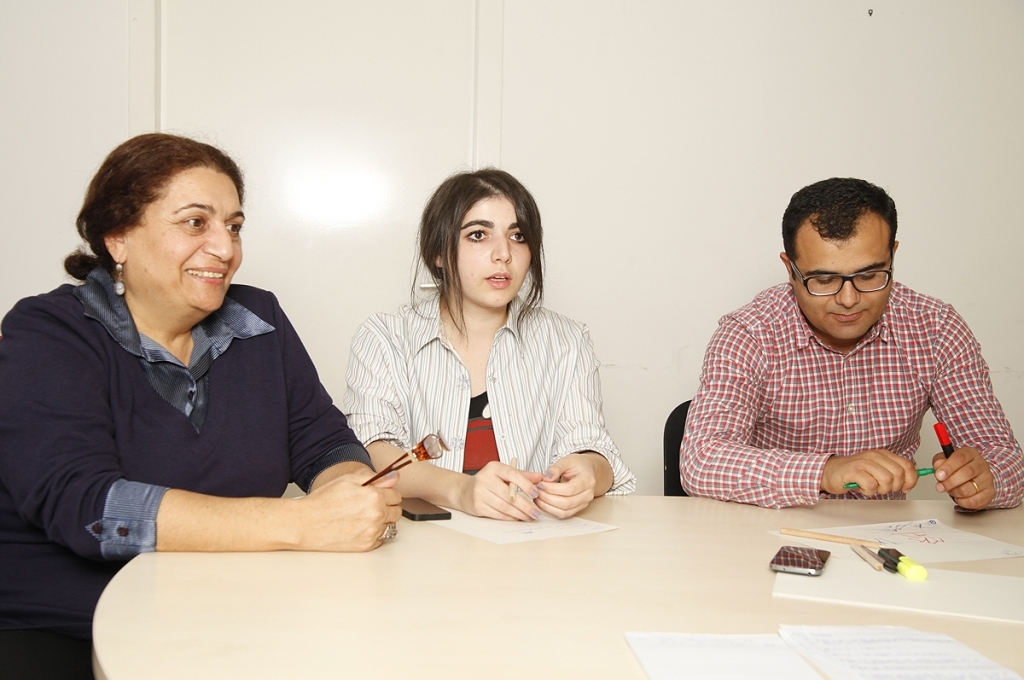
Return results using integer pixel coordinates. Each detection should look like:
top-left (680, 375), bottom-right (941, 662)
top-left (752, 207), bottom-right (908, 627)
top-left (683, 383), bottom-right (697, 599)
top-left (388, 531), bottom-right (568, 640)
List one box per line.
top-left (0, 1), bottom-right (131, 306)
top-left (2, 0), bottom-right (1021, 496)
top-left (158, 0), bottom-right (480, 396)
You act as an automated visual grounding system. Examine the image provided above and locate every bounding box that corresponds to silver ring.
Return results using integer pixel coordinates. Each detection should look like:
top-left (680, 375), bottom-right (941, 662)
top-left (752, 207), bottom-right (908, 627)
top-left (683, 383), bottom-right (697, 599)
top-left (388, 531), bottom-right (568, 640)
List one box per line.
top-left (379, 522), bottom-right (398, 541)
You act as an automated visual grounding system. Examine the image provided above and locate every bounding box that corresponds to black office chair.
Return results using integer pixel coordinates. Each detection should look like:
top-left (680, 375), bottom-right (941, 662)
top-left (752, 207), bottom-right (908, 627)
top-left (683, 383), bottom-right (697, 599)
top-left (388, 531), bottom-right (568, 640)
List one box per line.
top-left (663, 400), bottom-right (691, 496)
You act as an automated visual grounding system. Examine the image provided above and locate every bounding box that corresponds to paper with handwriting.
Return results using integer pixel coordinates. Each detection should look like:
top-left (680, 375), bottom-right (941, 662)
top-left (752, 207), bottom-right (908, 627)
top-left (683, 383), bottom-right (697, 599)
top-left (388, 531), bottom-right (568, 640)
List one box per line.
top-left (627, 627), bottom-right (1021, 680)
top-left (625, 632), bottom-right (821, 680)
top-left (773, 519), bottom-right (1023, 563)
top-left (778, 625), bottom-right (1022, 680)
top-left (435, 509), bottom-right (616, 544)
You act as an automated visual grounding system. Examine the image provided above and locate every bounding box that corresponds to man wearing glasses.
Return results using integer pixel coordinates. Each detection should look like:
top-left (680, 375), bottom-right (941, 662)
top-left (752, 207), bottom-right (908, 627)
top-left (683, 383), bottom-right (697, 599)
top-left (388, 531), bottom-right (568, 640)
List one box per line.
top-left (680, 178), bottom-right (1022, 510)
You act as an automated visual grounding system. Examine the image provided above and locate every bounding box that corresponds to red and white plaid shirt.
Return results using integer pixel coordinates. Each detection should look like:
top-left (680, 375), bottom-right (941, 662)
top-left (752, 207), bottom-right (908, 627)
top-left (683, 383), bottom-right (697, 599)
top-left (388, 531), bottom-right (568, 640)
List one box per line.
top-left (681, 282), bottom-right (1024, 509)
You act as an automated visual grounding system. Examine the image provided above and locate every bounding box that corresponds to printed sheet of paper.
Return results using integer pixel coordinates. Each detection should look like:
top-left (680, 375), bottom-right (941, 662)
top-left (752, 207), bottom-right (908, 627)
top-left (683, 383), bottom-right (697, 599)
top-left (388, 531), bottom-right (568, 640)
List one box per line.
top-left (772, 557), bottom-right (1024, 624)
top-left (778, 625), bottom-right (1022, 680)
top-left (772, 519), bottom-right (1024, 563)
top-left (435, 509), bottom-right (616, 544)
top-left (625, 632), bottom-right (822, 680)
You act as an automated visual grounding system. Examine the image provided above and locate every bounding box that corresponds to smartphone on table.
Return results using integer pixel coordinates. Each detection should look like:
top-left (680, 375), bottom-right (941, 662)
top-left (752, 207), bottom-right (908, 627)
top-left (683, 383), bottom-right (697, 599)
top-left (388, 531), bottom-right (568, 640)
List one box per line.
top-left (769, 546), bottom-right (830, 576)
top-left (401, 497), bottom-right (452, 521)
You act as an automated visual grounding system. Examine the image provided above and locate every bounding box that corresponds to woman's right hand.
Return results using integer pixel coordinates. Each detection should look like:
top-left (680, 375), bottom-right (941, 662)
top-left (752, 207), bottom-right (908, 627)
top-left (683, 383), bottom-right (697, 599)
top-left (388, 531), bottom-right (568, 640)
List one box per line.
top-left (456, 461), bottom-right (544, 521)
top-left (297, 472), bottom-right (402, 552)
top-left (155, 468), bottom-right (401, 554)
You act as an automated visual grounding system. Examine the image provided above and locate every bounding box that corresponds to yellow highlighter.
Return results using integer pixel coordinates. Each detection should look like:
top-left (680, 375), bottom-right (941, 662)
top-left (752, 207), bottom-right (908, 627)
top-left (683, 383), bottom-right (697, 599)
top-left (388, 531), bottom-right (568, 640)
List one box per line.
top-left (878, 548), bottom-right (928, 581)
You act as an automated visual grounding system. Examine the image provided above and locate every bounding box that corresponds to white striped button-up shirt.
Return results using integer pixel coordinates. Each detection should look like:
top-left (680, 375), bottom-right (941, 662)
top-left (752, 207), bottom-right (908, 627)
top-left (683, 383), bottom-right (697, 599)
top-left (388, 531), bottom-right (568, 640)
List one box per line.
top-left (343, 298), bottom-right (635, 494)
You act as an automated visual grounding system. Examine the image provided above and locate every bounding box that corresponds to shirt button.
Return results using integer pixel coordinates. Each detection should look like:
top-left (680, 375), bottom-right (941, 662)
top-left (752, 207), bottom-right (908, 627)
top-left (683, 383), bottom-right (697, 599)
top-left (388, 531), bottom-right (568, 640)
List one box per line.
top-left (117, 526), bottom-right (130, 537)
top-left (847, 405), bottom-right (855, 414)
top-left (91, 522), bottom-right (103, 534)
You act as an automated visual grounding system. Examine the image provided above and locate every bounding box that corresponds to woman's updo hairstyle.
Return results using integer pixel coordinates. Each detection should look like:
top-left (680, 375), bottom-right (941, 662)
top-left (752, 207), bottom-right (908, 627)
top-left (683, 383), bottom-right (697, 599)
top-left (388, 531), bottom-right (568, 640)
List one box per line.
top-left (64, 133), bottom-right (244, 281)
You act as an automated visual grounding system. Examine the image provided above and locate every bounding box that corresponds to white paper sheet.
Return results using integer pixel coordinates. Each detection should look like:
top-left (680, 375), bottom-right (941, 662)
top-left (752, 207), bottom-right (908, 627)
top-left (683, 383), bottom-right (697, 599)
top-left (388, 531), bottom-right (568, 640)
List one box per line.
top-left (434, 508), bottom-right (616, 544)
top-left (772, 557), bottom-right (1024, 624)
top-left (772, 519), bottom-right (1024, 563)
top-left (778, 625), bottom-right (1022, 680)
top-left (625, 632), bottom-right (823, 680)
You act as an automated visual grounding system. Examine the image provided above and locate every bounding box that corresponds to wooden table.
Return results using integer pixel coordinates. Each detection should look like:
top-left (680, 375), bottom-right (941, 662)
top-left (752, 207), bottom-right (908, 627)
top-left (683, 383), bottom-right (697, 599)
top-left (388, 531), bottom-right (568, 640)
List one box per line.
top-left (93, 497), bottom-right (1024, 678)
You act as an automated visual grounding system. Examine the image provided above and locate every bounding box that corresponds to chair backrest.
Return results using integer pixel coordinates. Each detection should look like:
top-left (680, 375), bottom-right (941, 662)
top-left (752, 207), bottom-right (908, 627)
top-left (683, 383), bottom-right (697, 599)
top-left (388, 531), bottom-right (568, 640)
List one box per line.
top-left (663, 400), bottom-right (691, 496)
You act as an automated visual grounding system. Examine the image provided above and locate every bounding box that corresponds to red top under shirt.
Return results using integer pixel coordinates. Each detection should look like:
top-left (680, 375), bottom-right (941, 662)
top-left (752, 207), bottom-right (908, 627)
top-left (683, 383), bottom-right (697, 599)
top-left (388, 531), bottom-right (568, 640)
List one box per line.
top-left (464, 391), bottom-right (499, 474)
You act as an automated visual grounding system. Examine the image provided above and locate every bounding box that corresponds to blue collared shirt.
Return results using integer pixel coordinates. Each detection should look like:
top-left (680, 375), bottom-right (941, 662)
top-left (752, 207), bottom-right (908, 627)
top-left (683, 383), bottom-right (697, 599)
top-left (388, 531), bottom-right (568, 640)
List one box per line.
top-left (75, 269), bottom-right (276, 431)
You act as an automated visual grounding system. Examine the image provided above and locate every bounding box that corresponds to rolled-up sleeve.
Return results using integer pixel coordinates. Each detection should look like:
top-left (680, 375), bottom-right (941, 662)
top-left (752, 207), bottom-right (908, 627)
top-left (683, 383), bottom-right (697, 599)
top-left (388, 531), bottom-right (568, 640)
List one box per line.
top-left (343, 321), bottom-right (412, 450)
top-left (298, 442), bottom-right (375, 492)
top-left (551, 325), bottom-right (635, 495)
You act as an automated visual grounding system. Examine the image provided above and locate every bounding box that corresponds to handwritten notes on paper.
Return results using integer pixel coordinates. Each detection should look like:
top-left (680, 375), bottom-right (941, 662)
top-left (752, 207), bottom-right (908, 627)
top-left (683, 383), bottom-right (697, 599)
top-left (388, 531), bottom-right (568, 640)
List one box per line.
top-left (626, 628), bottom-right (1021, 680)
top-left (625, 632), bottom-right (821, 680)
top-left (778, 626), bottom-right (1022, 680)
top-left (435, 509), bottom-right (616, 544)
top-left (773, 519), bottom-right (1024, 563)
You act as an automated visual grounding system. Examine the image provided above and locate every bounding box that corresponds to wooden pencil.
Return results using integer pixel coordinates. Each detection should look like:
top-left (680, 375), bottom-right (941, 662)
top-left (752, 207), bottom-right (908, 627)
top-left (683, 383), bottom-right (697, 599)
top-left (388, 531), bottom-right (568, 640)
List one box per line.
top-left (780, 527), bottom-right (881, 549)
top-left (850, 542), bottom-right (884, 570)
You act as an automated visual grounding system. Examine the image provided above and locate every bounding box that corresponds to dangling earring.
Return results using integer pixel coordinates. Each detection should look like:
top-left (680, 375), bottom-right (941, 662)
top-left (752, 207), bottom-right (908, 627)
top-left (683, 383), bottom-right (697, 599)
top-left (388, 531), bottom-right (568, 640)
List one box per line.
top-left (114, 263), bottom-right (125, 296)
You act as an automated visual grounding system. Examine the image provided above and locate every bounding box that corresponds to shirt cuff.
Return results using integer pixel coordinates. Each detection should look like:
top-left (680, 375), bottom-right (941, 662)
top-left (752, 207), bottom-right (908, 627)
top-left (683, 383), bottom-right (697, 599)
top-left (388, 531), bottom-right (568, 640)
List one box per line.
top-left (775, 451), bottom-right (828, 507)
top-left (86, 479), bottom-right (169, 560)
top-left (299, 442), bottom-right (373, 492)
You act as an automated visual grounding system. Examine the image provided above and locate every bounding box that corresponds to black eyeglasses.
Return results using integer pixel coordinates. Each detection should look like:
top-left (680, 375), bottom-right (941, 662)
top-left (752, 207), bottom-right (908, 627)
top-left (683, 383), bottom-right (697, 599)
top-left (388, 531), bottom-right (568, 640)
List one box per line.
top-left (790, 257), bottom-right (893, 296)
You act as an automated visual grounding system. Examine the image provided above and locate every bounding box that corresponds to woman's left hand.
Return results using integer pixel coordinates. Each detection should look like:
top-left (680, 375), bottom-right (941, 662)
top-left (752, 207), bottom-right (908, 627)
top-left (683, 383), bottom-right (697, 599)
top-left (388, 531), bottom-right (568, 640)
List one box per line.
top-left (534, 453), bottom-right (613, 519)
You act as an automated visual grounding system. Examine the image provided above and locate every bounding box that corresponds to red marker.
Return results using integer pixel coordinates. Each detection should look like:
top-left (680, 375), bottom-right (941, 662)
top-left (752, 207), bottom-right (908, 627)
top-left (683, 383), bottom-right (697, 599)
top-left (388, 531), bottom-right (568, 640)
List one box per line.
top-left (934, 422), bottom-right (955, 458)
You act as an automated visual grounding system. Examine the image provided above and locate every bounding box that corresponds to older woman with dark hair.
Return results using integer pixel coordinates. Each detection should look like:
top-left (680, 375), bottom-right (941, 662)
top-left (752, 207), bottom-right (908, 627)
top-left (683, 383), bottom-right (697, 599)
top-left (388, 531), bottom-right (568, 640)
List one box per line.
top-left (0, 134), bottom-right (400, 679)
top-left (344, 169), bottom-right (634, 523)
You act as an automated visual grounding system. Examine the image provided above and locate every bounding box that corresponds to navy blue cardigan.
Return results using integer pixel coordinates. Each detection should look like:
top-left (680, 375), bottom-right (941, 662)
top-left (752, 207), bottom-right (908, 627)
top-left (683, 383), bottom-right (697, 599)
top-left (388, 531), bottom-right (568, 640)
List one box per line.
top-left (0, 282), bottom-right (365, 639)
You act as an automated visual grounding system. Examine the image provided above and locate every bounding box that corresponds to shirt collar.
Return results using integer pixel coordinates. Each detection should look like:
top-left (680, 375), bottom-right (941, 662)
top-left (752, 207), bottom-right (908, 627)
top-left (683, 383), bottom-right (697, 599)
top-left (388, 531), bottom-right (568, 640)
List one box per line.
top-left (503, 296), bottom-right (525, 339)
top-left (782, 282), bottom-right (894, 353)
top-left (409, 295), bottom-right (525, 354)
top-left (874, 281), bottom-right (903, 344)
top-left (74, 267), bottom-right (274, 361)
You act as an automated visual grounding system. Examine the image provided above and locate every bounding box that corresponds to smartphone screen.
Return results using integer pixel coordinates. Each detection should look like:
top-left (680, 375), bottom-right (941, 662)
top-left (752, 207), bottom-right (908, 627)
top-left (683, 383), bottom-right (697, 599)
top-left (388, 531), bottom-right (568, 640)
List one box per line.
top-left (769, 546), bottom-right (830, 576)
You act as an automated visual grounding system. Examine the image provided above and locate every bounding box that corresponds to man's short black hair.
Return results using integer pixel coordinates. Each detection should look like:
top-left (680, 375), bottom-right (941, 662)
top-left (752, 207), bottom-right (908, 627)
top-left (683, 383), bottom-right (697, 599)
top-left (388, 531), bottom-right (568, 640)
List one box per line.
top-left (782, 178), bottom-right (897, 260)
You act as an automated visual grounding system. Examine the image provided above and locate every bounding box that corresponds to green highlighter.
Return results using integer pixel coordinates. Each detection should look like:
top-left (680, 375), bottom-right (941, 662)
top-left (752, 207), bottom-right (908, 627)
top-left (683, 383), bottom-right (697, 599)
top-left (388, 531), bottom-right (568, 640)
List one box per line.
top-left (844, 467), bottom-right (934, 490)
